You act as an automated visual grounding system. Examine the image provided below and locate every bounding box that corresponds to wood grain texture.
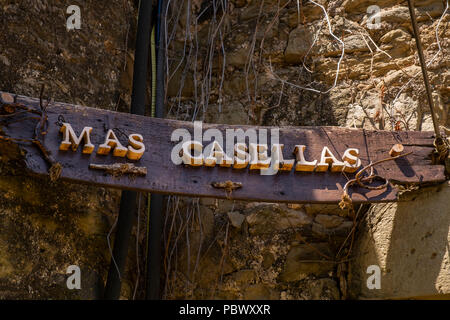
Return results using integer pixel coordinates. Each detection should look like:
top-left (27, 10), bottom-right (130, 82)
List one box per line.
top-left (0, 92), bottom-right (446, 203)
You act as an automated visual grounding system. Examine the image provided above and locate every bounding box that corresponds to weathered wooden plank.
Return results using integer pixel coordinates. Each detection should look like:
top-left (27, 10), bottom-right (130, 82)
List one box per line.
top-left (0, 92), bottom-right (446, 204)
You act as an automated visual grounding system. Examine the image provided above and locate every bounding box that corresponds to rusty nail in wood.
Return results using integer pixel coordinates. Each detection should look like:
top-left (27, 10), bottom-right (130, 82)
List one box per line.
top-left (389, 144), bottom-right (404, 157)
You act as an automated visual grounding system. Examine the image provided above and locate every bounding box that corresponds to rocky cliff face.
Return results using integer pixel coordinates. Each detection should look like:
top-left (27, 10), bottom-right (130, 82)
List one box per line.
top-left (0, 0), bottom-right (448, 299)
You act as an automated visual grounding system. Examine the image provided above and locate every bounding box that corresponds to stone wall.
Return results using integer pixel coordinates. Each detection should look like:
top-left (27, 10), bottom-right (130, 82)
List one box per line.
top-left (0, 0), bottom-right (448, 300)
top-left (349, 182), bottom-right (450, 299)
top-left (162, 199), bottom-right (353, 299)
top-left (161, 0), bottom-right (449, 300)
top-left (0, 0), bottom-right (137, 299)
top-left (166, 0), bottom-right (448, 130)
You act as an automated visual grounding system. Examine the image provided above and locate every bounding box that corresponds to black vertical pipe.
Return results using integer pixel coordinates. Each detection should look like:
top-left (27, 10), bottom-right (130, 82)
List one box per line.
top-left (103, 191), bottom-right (137, 300)
top-left (130, 0), bottom-right (153, 116)
top-left (103, 0), bottom-right (153, 300)
top-left (146, 0), bottom-right (166, 300)
top-left (146, 194), bottom-right (164, 300)
top-left (155, 0), bottom-right (166, 119)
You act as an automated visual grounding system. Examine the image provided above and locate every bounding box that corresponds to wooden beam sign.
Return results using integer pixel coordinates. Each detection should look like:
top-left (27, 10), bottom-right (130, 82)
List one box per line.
top-left (0, 92), bottom-right (446, 204)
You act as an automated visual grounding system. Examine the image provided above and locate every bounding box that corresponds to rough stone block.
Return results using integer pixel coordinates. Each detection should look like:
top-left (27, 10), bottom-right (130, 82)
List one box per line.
top-left (279, 243), bottom-right (334, 282)
top-left (349, 182), bottom-right (450, 299)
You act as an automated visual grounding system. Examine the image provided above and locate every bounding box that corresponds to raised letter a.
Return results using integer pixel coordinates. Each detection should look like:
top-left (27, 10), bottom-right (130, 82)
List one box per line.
top-left (59, 123), bottom-right (94, 154)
